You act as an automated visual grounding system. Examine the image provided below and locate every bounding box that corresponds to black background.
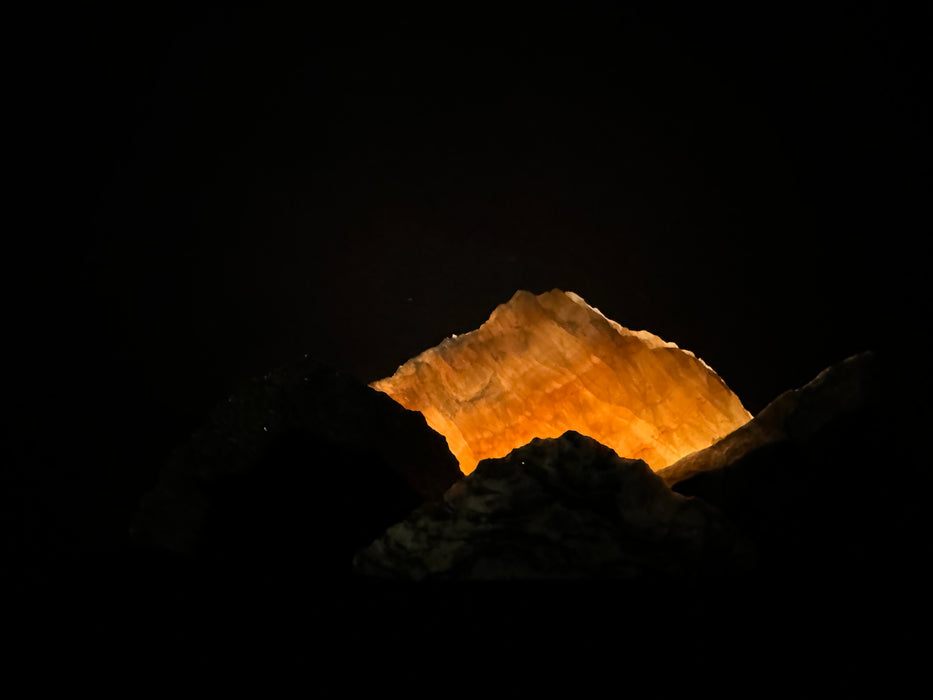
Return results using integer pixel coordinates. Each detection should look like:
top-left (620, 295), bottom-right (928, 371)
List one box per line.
top-left (8, 4), bottom-right (930, 558)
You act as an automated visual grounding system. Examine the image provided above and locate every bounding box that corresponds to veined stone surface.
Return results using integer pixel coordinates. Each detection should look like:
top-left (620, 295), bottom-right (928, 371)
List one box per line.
top-left (371, 289), bottom-right (752, 473)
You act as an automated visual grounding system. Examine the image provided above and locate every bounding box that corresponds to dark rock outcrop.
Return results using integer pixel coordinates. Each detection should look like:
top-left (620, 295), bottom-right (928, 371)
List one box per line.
top-left (657, 350), bottom-right (881, 487)
top-left (131, 356), bottom-right (462, 571)
top-left (354, 430), bottom-right (747, 581)
top-left (660, 350), bottom-right (932, 608)
top-left (17, 349), bottom-right (929, 686)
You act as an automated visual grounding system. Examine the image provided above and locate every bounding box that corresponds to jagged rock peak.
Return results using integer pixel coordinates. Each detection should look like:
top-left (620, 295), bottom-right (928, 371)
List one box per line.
top-left (354, 431), bottom-right (744, 580)
top-left (371, 289), bottom-right (752, 473)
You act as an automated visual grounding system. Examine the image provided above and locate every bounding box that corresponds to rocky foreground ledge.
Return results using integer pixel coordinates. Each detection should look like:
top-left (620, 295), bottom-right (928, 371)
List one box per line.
top-left (354, 430), bottom-right (747, 581)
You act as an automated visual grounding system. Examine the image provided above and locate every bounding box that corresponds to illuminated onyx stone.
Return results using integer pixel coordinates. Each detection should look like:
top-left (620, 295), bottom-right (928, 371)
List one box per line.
top-left (371, 289), bottom-right (752, 474)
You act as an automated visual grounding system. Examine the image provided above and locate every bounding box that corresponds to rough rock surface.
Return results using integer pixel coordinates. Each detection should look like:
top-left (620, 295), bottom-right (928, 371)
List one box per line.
top-left (657, 351), bottom-right (880, 487)
top-left (660, 350), bottom-right (932, 597)
top-left (371, 289), bottom-right (752, 473)
top-left (354, 431), bottom-right (746, 580)
top-left (132, 356), bottom-right (462, 560)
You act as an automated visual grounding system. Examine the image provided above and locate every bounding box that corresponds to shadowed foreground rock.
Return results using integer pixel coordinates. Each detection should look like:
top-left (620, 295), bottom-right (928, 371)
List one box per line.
top-left (354, 431), bottom-right (746, 580)
top-left (132, 356), bottom-right (462, 567)
top-left (658, 351), bottom-right (881, 487)
top-left (660, 350), bottom-right (932, 603)
top-left (15, 351), bottom-right (928, 688)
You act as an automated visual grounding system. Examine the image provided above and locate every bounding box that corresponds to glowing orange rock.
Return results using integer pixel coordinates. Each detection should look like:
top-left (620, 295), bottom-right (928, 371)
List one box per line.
top-left (371, 289), bottom-right (752, 474)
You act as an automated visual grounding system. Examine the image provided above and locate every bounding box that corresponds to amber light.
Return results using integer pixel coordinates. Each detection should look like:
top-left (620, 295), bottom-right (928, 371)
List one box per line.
top-left (371, 289), bottom-right (752, 474)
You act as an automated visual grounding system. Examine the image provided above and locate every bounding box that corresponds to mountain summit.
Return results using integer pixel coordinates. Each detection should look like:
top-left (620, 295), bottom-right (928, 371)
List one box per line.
top-left (371, 289), bottom-right (751, 473)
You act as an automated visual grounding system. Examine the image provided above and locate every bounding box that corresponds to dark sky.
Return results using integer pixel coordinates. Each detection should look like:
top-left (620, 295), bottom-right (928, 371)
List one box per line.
top-left (10, 4), bottom-right (929, 535)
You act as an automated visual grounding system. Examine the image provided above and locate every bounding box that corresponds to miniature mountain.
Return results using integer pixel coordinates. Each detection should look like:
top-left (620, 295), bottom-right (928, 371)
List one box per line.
top-left (132, 356), bottom-right (462, 567)
top-left (371, 289), bottom-right (751, 473)
top-left (353, 431), bottom-right (746, 580)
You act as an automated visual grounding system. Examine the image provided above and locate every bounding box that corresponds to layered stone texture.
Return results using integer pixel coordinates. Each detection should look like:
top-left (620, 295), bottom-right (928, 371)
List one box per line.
top-left (371, 289), bottom-right (752, 473)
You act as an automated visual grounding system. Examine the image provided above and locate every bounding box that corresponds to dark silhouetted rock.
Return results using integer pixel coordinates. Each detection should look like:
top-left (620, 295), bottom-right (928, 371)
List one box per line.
top-left (660, 350), bottom-right (932, 614)
top-left (354, 430), bottom-right (747, 581)
top-left (131, 356), bottom-right (462, 573)
top-left (657, 351), bottom-right (879, 487)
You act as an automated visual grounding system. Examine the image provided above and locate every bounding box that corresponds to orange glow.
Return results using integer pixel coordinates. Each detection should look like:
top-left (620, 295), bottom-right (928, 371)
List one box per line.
top-left (371, 290), bottom-right (752, 474)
